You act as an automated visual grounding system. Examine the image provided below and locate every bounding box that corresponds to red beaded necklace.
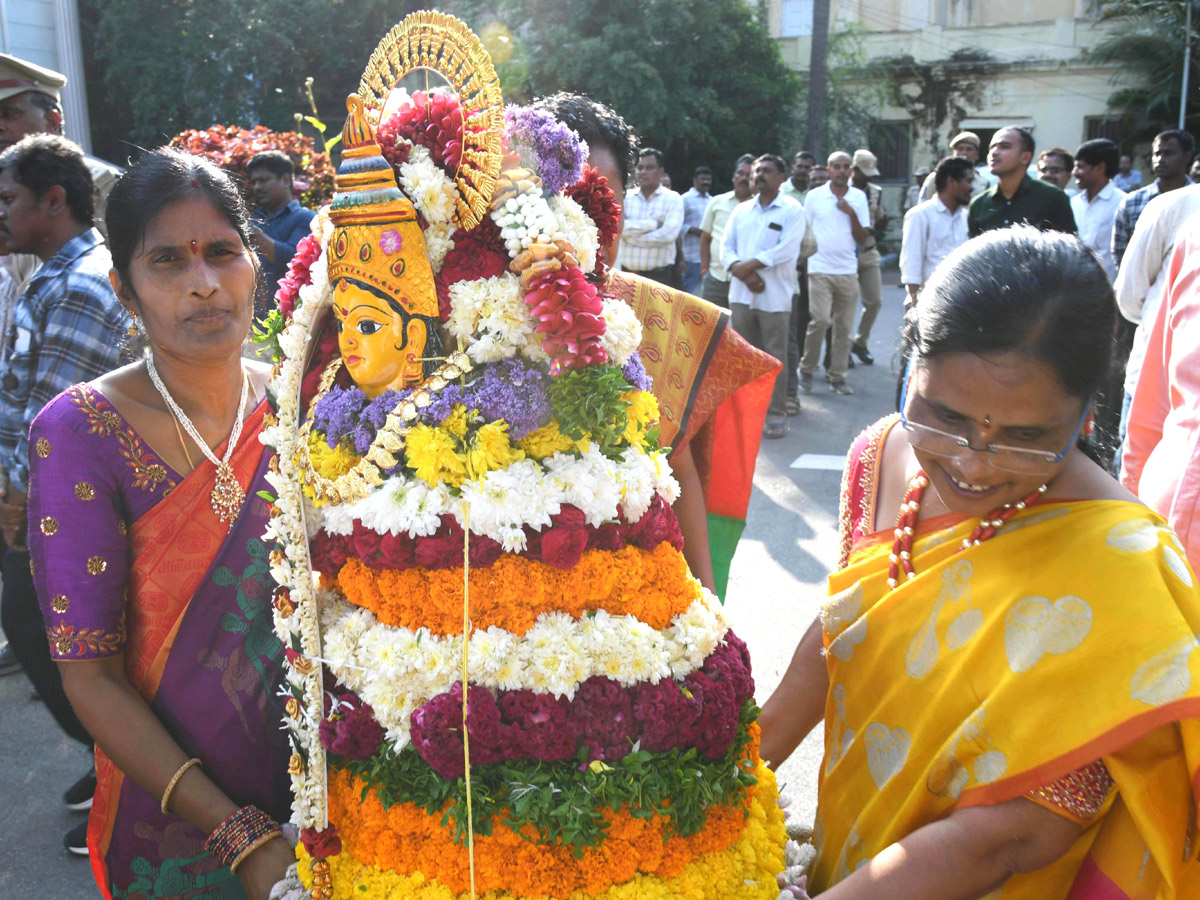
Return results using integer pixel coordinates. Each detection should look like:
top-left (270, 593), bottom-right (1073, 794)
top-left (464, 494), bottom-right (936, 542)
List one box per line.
top-left (886, 469), bottom-right (1049, 589)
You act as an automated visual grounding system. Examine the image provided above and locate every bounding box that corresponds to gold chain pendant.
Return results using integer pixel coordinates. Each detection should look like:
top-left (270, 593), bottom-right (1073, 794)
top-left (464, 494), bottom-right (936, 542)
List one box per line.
top-left (211, 462), bottom-right (245, 527)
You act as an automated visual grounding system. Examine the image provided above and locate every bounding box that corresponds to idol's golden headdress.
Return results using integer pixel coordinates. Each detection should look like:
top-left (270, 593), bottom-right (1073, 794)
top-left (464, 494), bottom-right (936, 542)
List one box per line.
top-left (327, 94), bottom-right (437, 318)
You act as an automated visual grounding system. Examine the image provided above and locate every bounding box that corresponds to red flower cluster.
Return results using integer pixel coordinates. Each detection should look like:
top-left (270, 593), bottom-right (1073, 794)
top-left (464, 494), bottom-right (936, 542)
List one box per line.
top-left (408, 637), bottom-right (754, 779)
top-left (377, 90), bottom-right (464, 177)
top-left (276, 233), bottom-right (323, 320)
top-left (433, 216), bottom-right (511, 321)
top-left (566, 165), bottom-right (621, 250)
top-left (168, 124), bottom-right (335, 208)
top-left (307, 495), bottom-right (683, 577)
top-left (320, 691), bottom-right (385, 760)
top-left (300, 823), bottom-right (342, 860)
top-left (524, 266), bottom-right (608, 374)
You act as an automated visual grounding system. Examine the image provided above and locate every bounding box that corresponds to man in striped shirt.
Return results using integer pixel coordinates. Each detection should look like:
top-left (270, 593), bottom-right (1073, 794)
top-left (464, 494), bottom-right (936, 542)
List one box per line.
top-left (619, 148), bottom-right (684, 287)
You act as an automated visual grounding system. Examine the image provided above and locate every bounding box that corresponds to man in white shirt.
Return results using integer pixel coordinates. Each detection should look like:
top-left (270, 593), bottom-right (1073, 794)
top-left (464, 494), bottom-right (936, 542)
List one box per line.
top-left (620, 147), bottom-right (684, 287)
top-left (1070, 139), bottom-right (1125, 280)
top-left (899, 156), bottom-right (974, 305)
top-left (800, 150), bottom-right (869, 395)
top-left (680, 166), bottom-right (713, 295)
top-left (699, 154), bottom-right (754, 308)
top-left (1113, 183), bottom-right (1200, 472)
top-left (723, 153), bottom-right (804, 437)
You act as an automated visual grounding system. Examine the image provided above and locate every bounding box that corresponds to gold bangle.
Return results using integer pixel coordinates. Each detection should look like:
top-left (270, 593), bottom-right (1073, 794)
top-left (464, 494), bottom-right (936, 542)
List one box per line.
top-left (228, 827), bottom-right (283, 875)
top-left (160, 757), bottom-right (202, 814)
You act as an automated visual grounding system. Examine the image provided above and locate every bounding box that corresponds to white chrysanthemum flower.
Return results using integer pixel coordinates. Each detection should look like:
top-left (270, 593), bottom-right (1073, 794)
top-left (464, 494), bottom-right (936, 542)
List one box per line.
top-left (599, 298), bottom-right (643, 367)
top-left (548, 194), bottom-right (600, 272)
top-left (423, 220), bottom-right (456, 272)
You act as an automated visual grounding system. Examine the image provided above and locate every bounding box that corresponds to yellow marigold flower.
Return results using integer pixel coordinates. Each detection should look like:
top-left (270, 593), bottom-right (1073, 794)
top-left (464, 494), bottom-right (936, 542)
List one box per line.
top-left (406, 423), bottom-right (467, 487)
top-left (442, 404), bottom-right (471, 439)
top-left (466, 420), bottom-right (525, 479)
top-left (307, 430), bottom-right (360, 479)
top-left (622, 390), bottom-right (660, 445)
top-left (517, 419), bottom-right (576, 459)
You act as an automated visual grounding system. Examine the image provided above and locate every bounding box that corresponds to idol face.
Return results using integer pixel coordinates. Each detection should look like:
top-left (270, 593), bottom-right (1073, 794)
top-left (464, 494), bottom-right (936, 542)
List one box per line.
top-left (334, 282), bottom-right (427, 397)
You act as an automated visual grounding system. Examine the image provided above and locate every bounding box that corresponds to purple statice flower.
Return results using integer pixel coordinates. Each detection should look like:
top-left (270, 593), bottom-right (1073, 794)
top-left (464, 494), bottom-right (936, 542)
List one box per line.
top-left (622, 351), bottom-right (652, 393)
top-left (462, 358), bottom-right (551, 439)
top-left (504, 105), bottom-right (587, 196)
top-left (351, 389), bottom-right (404, 455)
top-left (312, 385), bottom-right (368, 449)
top-left (632, 679), bottom-right (702, 753)
top-left (569, 676), bottom-right (637, 762)
top-left (498, 690), bottom-right (576, 761)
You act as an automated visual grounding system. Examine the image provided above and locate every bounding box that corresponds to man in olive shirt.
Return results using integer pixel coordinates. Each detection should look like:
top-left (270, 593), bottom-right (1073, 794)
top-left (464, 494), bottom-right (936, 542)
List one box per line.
top-left (968, 126), bottom-right (1077, 238)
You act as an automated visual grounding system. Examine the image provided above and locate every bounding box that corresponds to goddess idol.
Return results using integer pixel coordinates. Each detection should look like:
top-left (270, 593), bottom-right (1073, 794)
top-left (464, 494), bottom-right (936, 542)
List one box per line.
top-left (261, 10), bottom-right (808, 900)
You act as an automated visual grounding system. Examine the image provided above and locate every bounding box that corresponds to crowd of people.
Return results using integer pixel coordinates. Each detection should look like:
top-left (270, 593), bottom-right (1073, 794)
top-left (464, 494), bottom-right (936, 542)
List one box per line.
top-left (1, 36), bottom-right (1200, 899)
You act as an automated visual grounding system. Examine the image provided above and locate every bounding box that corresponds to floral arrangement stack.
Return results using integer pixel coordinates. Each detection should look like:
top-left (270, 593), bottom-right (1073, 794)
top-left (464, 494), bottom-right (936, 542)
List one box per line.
top-left (260, 11), bottom-right (807, 900)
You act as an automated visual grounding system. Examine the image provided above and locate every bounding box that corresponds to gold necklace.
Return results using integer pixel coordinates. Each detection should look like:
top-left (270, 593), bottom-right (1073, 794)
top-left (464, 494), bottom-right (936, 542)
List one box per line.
top-left (146, 356), bottom-right (249, 527)
top-left (297, 350), bottom-right (473, 505)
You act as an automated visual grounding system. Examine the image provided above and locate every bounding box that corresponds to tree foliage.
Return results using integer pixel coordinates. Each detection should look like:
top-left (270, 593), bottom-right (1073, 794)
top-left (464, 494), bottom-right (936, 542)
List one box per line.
top-left (1086, 0), bottom-right (1200, 145)
top-left (80, 0), bottom-right (800, 192)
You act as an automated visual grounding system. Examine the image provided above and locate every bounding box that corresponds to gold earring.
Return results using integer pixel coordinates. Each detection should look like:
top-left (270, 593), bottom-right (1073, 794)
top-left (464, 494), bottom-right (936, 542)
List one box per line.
top-left (125, 313), bottom-right (140, 339)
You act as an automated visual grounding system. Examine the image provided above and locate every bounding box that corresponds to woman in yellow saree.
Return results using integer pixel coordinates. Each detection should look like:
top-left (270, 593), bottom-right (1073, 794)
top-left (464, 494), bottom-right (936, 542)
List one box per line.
top-left (760, 227), bottom-right (1200, 898)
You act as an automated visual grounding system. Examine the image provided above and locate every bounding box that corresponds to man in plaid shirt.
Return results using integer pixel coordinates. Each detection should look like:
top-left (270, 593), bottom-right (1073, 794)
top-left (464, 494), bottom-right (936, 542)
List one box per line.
top-left (620, 147), bottom-right (685, 287)
top-left (0, 135), bottom-right (129, 775)
top-left (1112, 129), bottom-right (1193, 268)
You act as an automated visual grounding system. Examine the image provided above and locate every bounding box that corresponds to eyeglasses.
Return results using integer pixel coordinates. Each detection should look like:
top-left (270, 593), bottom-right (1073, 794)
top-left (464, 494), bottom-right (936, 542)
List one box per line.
top-left (899, 357), bottom-right (1090, 475)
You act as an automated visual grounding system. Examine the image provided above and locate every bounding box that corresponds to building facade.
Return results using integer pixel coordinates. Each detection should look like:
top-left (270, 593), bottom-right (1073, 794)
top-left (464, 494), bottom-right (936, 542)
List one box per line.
top-left (766, 0), bottom-right (1131, 183)
top-left (2, 0), bottom-right (92, 153)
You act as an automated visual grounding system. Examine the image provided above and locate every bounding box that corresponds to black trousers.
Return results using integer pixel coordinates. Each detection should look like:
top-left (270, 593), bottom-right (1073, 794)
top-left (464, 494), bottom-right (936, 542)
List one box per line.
top-left (627, 264), bottom-right (682, 290)
top-left (1, 547), bottom-right (91, 745)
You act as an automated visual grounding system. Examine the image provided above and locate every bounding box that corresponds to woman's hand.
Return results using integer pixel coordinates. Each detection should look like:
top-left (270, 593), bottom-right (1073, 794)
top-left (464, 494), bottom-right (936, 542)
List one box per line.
top-left (236, 835), bottom-right (296, 900)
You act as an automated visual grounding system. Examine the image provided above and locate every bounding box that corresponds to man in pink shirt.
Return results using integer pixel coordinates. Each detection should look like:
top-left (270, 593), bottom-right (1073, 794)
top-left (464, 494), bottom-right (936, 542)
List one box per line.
top-left (1121, 214), bottom-right (1200, 566)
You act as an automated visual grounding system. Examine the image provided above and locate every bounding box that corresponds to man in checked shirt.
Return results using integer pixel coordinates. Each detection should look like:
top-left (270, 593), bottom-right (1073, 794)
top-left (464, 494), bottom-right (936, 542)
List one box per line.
top-left (619, 147), bottom-right (685, 288)
top-left (0, 134), bottom-right (129, 790)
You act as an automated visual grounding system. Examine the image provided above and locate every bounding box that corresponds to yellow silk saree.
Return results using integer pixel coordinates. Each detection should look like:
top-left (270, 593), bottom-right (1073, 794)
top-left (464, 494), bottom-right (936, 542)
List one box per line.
top-left (812, 418), bottom-right (1200, 898)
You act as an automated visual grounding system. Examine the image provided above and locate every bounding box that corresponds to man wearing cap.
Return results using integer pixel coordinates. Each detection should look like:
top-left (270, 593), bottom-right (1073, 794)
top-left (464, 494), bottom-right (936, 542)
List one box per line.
top-left (848, 149), bottom-right (887, 365)
top-left (905, 166), bottom-right (931, 214)
top-left (919, 131), bottom-right (990, 203)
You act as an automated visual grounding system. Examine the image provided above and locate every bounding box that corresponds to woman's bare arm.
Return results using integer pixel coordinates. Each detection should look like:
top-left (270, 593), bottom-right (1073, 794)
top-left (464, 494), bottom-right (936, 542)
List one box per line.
top-left (671, 441), bottom-right (716, 593)
top-left (820, 798), bottom-right (1081, 900)
top-left (60, 657), bottom-right (293, 898)
top-left (758, 617), bottom-right (828, 768)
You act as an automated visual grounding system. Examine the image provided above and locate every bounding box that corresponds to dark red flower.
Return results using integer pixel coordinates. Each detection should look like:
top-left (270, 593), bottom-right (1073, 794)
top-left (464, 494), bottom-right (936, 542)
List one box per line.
top-left (540, 525), bottom-right (588, 570)
top-left (300, 824), bottom-right (342, 860)
top-left (377, 90), bottom-right (464, 178)
top-left (566, 166), bottom-right (621, 250)
top-left (570, 676), bottom-right (637, 762)
top-left (433, 217), bottom-right (510, 322)
top-left (524, 266), bottom-right (608, 374)
top-left (319, 692), bottom-right (384, 760)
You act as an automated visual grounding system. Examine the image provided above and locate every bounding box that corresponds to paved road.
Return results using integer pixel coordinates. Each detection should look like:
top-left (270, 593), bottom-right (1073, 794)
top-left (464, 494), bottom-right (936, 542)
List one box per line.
top-left (0, 277), bottom-right (906, 897)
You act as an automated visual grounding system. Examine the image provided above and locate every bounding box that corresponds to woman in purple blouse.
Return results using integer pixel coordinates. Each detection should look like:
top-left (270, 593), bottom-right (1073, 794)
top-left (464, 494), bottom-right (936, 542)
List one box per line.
top-left (27, 150), bottom-right (293, 899)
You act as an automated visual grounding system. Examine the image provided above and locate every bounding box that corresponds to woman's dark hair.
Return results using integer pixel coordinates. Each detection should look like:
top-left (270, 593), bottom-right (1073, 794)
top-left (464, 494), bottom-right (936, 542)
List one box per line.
top-left (902, 226), bottom-right (1116, 401)
top-left (106, 148), bottom-right (254, 286)
top-left (530, 92), bottom-right (639, 191)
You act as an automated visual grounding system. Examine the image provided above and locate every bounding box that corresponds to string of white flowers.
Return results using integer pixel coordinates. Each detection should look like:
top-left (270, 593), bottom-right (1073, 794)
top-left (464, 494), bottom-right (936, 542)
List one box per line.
top-left (262, 210), bottom-right (336, 831)
top-left (316, 443), bottom-right (680, 551)
top-left (491, 188), bottom-right (563, 256)
top-left (318, 590), bottom-right (728, 747)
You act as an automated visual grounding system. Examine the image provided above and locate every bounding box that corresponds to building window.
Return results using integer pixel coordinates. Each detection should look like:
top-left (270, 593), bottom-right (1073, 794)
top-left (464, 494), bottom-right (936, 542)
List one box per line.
top-left (866, 121), bottom-right (912, 182)
top-left (782, 0), bottom-right (814, 37)
top-left (1085, 117), bottom-right (1121, 143)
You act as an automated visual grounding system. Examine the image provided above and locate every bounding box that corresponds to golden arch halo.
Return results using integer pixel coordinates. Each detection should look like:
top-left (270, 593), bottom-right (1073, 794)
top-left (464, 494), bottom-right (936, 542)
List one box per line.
top-left (357, 10), bottom-right (505, 231)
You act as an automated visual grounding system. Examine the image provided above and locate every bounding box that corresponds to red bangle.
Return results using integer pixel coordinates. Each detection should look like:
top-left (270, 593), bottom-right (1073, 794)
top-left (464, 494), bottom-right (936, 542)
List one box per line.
top-left (205, 805), bottom-right (279, 868)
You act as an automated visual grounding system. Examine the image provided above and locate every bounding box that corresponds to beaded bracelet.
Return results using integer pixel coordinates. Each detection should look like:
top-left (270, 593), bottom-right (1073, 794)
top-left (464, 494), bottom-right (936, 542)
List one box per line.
top-left (229, 826), bottom-right (283, 875)
top-left (160, 758), bottom-right (202, 814)
top-left (205, 805), bottom-right (280, 868)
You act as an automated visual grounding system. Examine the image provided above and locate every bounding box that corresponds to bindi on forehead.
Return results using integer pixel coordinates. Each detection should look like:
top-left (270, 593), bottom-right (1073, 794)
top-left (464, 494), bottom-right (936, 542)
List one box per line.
top-left (190, 239), bottom-right (198, 255)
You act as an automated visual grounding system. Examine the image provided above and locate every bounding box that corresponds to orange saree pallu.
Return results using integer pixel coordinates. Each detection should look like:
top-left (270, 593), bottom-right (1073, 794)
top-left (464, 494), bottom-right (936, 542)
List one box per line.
top-left (609, 271), bottom-right (780, 599)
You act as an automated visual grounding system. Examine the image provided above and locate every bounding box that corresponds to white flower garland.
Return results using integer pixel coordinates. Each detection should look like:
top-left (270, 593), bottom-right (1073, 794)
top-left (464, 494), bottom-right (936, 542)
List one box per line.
top-left (318, 591), bottom-right (728, 747)
top-left (445, 273), bottom-right (550, 365)
top-left (318, 443), bottom-right (680, 552)
top-left (548, 194), bottom-right (599, 272)
top-left (262, 213), bottom-right (337, 830)
top-left (599, 298), bottom-right (642, 368)
top-left (491, 188), bottom-right (563, 256)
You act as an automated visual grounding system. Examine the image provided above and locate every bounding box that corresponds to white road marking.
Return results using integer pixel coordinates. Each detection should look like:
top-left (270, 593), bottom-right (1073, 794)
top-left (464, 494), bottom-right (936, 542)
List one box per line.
top-left (789, 454), bottom-right (846, 471)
